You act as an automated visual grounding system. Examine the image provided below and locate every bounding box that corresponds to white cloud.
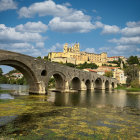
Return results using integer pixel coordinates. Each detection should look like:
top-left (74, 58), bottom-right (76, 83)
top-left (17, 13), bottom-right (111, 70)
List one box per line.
top-left (0, 43), bottom-right (42, 56)
top-left (0, 24), bottom-right (49, 57)
top-left (47, 43), bottom-right (64, 53)
top-left (0, 0), bottom-right (17, 12)
top-left (18, 0), bottom-right (73, 18)
top-left (85, 48), bottom-right (95, 53)
top-left (36, 42), bottom-right (44, 48)
top-left (121, 21), bottom-right (140, 36)
top-left (102, 25), bottom-right (120, 34)
top-left (49, 17), bottom-right (95, 33)
top-left (122, 27), bottom-right (140, 36)
top-left (126, 21), bottom-right (140, 27)
top-left (92, 21), bottom-right (120, 34)
top-left (95, 21), bottom-right (104, 28)
top-left (109, 36), bottom-right (140, 45)
top-left (0, 24), bottom-right (44, 43)
top-left (62, 2), bottom-right (71, 7)
top-left (63, 10), bottom-right (91, 22)
top-left (18, 0), bottom-right (94, 33)
top-left (15, 21), bottom-right (48, 33)
top-left (99, 45), bottom-right (139, 57)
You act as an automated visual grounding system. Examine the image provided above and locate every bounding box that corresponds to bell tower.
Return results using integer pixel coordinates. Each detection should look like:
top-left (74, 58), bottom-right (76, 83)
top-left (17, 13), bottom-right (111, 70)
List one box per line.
top-left (63, 43), bottom-right (68, 53)
top-left (74, 43), bottom-right (80, 52)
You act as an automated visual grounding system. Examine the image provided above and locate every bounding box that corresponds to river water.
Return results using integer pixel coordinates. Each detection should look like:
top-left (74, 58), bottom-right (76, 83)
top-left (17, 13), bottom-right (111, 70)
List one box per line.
top-left (0, 84), bottom-right (140, 140)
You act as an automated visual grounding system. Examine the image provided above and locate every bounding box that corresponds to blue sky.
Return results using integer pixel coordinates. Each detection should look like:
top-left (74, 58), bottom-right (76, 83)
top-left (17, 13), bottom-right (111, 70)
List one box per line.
top-left (0, 0), bottom-right (140, 60)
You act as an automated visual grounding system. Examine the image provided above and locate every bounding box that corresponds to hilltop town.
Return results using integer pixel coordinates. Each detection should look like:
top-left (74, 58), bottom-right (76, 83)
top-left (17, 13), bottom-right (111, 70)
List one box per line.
top-left (48, 43), bottom-right (127, 66)
top-left (48, 43), bottom-right (128, 84)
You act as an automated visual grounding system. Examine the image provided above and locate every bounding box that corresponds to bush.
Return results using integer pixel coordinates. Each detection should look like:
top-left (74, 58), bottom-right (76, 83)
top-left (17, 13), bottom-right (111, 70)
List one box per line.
top-left (130, 79), bottom-right (140, 88)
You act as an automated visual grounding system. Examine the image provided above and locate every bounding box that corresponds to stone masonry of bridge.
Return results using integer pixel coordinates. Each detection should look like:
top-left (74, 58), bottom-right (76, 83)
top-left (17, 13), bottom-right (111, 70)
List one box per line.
top-left (0, 50), bottom-right (118, 94)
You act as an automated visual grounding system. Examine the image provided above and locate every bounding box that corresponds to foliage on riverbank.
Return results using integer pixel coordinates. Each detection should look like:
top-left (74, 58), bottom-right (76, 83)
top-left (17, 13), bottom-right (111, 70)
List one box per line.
top-left (0, 89), bottom-right (13, 93)
top-left (116, 85), bottom-right (140, 92)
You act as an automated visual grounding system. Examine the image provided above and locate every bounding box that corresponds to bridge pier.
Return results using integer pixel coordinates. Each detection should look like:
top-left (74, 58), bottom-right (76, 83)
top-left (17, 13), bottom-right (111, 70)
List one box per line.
top-left (62, 81), bottom-right (70, 92)
top-left (90, 82), bottom-right (94, 90)
top-left (29, 82), bottom-right (46, 95)
top-left (109, 84), bottom-right (112, 90)
top-left (101, 82), bottom-right (105, 90)
top-left (80, 81), bottom-right (87, 90)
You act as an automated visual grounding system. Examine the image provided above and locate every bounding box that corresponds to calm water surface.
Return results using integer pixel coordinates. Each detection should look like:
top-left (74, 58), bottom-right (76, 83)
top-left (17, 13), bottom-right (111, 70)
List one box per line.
top-left (0, 84), bottom-right (140, 140)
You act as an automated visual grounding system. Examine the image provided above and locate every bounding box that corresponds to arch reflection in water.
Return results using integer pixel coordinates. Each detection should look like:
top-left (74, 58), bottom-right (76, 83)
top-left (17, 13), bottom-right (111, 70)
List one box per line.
top-left (48, 90), bottom-right (140, 109)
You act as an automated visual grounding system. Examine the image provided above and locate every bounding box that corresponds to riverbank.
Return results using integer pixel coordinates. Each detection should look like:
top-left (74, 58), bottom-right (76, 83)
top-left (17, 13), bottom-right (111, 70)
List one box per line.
top-left (0, 89), bottom-right (14, 94)
top-left (116, 86), bottom-right (140, 92)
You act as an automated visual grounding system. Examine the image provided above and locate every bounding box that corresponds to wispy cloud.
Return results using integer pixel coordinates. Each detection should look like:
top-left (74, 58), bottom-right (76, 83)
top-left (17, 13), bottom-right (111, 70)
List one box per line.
top-left (15, 21), bottom-right (48, 33)
top-left (0, 0), bottom-right (17, 12)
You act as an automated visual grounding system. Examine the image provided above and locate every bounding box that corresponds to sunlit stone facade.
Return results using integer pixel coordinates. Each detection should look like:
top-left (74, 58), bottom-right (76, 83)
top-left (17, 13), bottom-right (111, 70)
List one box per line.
top-left (48, 43), bottom-right (107, 65)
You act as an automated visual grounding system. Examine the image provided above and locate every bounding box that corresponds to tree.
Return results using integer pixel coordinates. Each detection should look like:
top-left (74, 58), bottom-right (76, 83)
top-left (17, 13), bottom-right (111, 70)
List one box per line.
top-left (0, 68), bottom-right (8, 84)
top-left (43, 56), bottom-right (51, 61)
top-left (0, 68), bottom-right (3, 76)
top-left (65, 63), bottom-right (76, 68)
top-left (127, 56), bottom-right (139, 65)
top-left (124, 65), bottom-right (140, 86)
top-left (37, 56), bottom-right (42, 59)
top-left (104, 71), bottom-right (113, 77)
top-left (130, 79), bottom-right (140, 88)
top-left (76, 62), bottom-right (98, 69)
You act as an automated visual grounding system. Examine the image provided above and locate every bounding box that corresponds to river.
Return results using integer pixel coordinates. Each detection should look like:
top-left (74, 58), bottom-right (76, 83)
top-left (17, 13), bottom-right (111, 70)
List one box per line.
top-left (0, 84), bottom-right (140, 139)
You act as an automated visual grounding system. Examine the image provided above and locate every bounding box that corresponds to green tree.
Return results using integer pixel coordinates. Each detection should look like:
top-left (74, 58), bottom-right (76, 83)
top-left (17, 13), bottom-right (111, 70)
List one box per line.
top-left (130, 79), bottom-right (140, 88)
top-left (37, 56), bottom-right (42, 59)
top-left (103, 71), bottom-right (113, 77)
top-left (0, 68), bottom-right (2, 75)
top-left (65, 63), bottom-right (76, 68)
top-left (76, 62), bottom-right (98, 69)
top-left (127, 56), bottom-right (139, 65)
top-left (43, 56), bottom-right (49, 61)
top-left (0, 68), bottom-right (9, 84)
top-left (124, 65), bottom-right (140, 86)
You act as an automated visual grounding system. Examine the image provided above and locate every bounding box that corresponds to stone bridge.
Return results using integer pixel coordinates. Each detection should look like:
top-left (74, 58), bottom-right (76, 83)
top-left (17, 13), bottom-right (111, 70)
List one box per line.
top-left (0, 49), bottom-right (118, 94)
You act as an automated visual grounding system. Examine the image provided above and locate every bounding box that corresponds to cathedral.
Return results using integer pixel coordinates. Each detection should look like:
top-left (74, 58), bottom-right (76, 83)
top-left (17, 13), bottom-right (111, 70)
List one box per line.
top-left (48, 43), bottom-right (107, 65)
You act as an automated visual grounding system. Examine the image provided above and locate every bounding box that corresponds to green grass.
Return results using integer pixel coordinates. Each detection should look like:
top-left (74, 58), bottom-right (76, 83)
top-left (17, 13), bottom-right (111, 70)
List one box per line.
top-left (0, 89), bottom-right (14, 94)
top-left (115, 86), bottom-right (140, 92)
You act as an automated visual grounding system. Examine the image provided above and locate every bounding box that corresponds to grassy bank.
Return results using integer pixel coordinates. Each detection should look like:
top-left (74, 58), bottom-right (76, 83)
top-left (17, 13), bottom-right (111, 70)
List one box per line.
top-left (116, 86), bottom-right (140, 92)
top-left (0, 89), bottom-right (14, 94)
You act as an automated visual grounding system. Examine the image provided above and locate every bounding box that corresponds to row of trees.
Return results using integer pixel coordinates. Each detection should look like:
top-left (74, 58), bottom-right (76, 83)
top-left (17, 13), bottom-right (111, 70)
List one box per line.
top-left (63, 62), bottom-right (98, 69)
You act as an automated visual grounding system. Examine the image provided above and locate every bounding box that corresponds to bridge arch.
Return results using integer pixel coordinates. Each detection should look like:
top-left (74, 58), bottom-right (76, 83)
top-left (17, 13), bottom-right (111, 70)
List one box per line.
top-left (95, 77), bottom-right (102, 89)
top-left (105, 80), bottom-right (109, 89)
top-left (70, 77), bottom-right (81, 90)
top-left (112, 82), bottom-right (115, 88)
top-left (0, 59), bottom-right (39, 93)
top-left (85, 79), bottom-right (91, 90)
top-left (47, 71), bottom-right (66, 91)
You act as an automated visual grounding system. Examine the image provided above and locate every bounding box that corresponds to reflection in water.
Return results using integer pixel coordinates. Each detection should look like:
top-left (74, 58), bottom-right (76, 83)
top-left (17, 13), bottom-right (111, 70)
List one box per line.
top-left (0, 84), bottom-right (29, 95)
top-left (0, 87), bottom-right (140, 139)
top-left (0, 94), bottom-right (14, 99)
top-left (50, 90), bottom-right (140, 109)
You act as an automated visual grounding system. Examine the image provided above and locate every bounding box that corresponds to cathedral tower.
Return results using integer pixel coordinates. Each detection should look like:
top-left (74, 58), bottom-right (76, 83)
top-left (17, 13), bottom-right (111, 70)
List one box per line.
top-left (63, 43), bottom-right (68, 53)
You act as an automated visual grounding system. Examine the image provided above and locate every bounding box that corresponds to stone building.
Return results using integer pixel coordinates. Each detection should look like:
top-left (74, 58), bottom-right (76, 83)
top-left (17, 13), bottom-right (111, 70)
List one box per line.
top-left (85, 66), bottom-right (127, 84)
top-left (48, 43), bottom-right (107, 65)
top-left (107, 56), bottom-right (127, 63)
